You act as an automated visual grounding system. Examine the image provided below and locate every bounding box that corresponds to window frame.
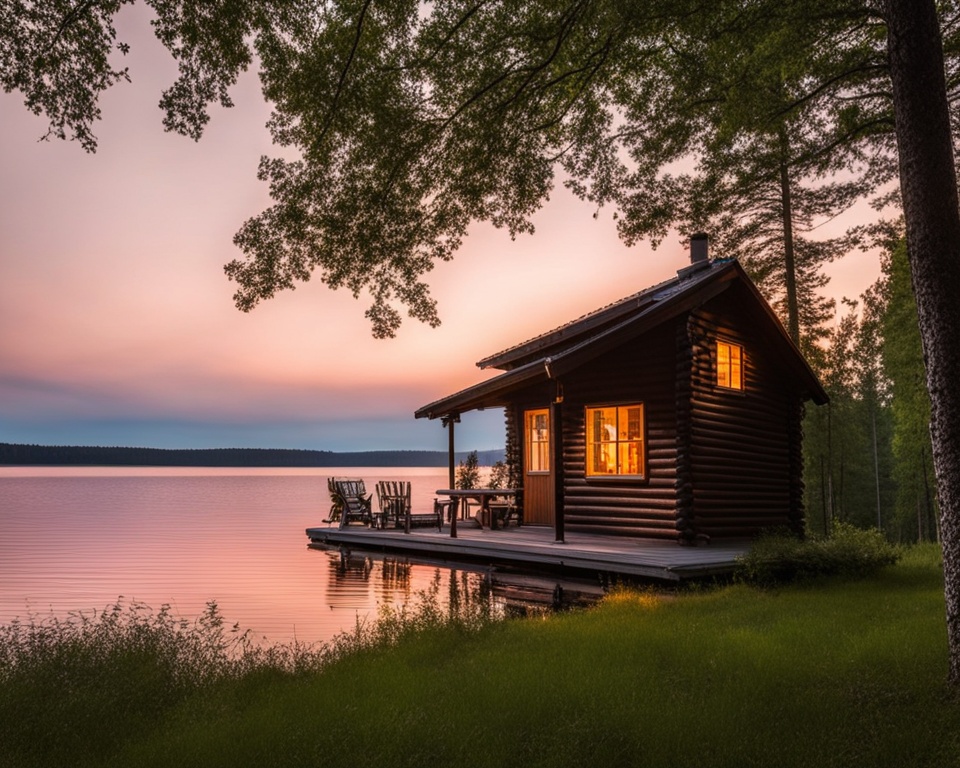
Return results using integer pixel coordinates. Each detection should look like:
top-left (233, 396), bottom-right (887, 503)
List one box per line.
top-left (525, 408), bottom-right (550, 475)
top-left (584, 402), bottom-right (646, 480)
top-left (716, 339), bottom-right (744, 392)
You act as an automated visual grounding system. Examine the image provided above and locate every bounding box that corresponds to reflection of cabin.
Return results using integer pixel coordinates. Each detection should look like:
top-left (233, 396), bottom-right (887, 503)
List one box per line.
top-left (415, 235), bottom-right (828, 544)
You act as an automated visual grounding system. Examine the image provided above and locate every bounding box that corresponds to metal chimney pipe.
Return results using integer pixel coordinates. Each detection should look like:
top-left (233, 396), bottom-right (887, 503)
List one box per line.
top-left (690, 232), bottom-right (709, 264)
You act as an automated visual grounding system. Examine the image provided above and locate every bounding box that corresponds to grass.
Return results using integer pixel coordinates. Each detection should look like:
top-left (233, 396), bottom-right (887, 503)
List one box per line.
top-left (2, 545), bottom-right (958, 768)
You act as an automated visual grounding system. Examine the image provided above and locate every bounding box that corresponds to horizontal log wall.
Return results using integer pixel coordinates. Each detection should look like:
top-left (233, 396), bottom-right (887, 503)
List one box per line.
top-left (559, 324), bottom-right (681, 538)
top-left (687, 291), bottom-right (804, 538)
top-left (502, 283), bottom-right (811, 541)
top-left (503, 404), bottom-right (522, 492)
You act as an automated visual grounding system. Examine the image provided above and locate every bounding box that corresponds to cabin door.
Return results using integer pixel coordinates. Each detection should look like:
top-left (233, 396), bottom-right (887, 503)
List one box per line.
top-left (523, 408), bottom-right (555, 525)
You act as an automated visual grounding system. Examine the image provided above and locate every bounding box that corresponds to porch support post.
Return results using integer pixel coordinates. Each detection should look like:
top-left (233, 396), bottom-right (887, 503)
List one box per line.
top-left (442, 414), bottom-right (460, 538)
top-left (552, 392), bottom-right (565, 543)
top-left (443, 413), bottom-right (459, 489)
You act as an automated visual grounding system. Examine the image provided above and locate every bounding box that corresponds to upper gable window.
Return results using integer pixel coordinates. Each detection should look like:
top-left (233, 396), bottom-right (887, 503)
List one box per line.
top-left (585, 404), bottom-right (645, 478)
top-left (717, 341), bottom-right (743, 390)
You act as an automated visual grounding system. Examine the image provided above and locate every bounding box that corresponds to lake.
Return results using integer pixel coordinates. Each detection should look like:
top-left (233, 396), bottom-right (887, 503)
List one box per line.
top-left (0, 466), bottom-right (499, 647)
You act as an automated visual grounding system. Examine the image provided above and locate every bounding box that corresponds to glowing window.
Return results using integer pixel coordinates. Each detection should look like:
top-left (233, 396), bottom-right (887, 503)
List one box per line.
top-left (585, 405), bottom-right (645, 477)
top-left (526, 409), bottom-right (550, 473)
top-left (717, 341), bottom-right (743, 390)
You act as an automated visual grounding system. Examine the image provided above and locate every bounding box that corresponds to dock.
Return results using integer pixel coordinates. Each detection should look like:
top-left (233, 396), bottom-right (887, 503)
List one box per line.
top-left (305, 523), bottom-right (751, 582)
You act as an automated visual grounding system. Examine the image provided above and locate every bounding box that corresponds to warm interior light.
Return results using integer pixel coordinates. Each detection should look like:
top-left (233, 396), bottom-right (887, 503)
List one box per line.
top-left (585, 404), bottom-right (644, 477)
top-left (525, 409), bottom-right (550, 473)
top-left (717, 341), bottom-right (743, 390)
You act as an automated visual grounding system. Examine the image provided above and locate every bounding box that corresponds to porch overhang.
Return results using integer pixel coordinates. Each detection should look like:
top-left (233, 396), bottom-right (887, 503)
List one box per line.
top-left (414, 360), bottom-right (550, 420)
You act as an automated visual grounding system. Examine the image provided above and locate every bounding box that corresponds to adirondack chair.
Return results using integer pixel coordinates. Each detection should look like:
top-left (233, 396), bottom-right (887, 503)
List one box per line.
top-left (332, 478), bottom-right (374, 528)
top-left (324, 477), bottom-right (342, 523)
top-left (375, 480), bottom-right (410, 529)
top-left (324, 476), bottom-right (360, 523)
top-left (375, 480), bottom-right (442, 531)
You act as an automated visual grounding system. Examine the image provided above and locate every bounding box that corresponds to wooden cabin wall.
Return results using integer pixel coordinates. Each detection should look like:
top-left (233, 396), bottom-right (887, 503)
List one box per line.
top-left (503, 404), bottom-right (522, 491)
top-left (675, 319), bottom-right (696, 541)
top-left (558, 324), bottom-right (682, 539)
top-left (687, 292), bottom-right (805, 538)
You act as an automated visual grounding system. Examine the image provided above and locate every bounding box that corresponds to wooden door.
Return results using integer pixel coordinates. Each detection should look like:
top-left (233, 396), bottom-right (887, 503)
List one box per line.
top-left (523, 408), bottom-right (555, 525)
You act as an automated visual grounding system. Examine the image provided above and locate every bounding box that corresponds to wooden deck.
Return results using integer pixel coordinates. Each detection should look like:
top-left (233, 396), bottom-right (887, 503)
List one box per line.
top-left (305, 522), bottom-right (751, 582)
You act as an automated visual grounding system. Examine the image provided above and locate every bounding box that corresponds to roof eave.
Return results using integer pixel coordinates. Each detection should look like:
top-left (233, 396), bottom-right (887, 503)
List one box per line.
top-left (414, 362), bottom-right (549, 420)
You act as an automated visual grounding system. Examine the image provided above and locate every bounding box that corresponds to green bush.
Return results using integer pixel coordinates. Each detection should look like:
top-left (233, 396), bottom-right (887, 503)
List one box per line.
top-left (455, 450), bottom-right (480, 489)
top-left (487, 459), bottom-right (509, 489)
top-left (735, 522), bottom-right (902, 586)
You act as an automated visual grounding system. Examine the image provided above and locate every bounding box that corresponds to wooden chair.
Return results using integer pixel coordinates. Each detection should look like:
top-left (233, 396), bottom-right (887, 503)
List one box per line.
top-left (488, 489), bottom-right (523, 528)
top-left (332, 478), bottom-right (374, 528)
top-left (376, 480), bottom-right (443, 531)
top-left (324, 477), bottom-right (343, 523)
top-left (460, 497), bottom-right (481, 521)
top-left (375, 480), bottom-right (410, 529)
top-left (434, 497), bottom-right (458, 524)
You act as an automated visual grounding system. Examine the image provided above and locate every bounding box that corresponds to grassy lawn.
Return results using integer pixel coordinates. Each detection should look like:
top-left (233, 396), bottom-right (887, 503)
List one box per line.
top-left (3, 545), bottom-right (958, 768)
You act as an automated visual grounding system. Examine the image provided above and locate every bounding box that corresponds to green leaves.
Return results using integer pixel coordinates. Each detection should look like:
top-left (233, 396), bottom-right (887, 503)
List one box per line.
top-left (5, 0), bottom-right (960, 338)
top-left (225, 0), bottom-right (628, 335)
top-left (1, 0), bottom-right (132, 152)
top-left (150, 0), bottom-right (260, 140)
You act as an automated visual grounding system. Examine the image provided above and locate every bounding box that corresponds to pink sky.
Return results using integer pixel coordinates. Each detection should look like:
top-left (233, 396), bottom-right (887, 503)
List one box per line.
top-left (0, 6), bottom-right (883, 453)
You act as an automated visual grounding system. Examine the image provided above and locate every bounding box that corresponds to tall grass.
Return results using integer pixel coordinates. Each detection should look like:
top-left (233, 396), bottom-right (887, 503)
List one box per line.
top-left (2, 546), bottom-right (957, 768)
top-left (0, 575), bottom-right (495, 768)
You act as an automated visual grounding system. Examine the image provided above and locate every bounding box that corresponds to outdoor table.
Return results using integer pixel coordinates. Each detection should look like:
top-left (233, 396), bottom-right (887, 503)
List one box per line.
top-left (434, 488), bottom-right (516, 538)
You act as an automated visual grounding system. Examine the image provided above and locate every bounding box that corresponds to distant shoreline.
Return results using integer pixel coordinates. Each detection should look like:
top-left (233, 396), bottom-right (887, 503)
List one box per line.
top-left (0, 443), bottom-right (505, 468)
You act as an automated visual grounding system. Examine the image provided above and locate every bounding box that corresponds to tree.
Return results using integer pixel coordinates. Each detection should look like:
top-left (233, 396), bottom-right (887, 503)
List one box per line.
top-left (881, 239), bottom-right (938, 542)
top-left (803, 287), bottom-right (894, 534)
top-left (0, 0), bottom-right (264, 152)
top-left (8, 0), bottom-right (960, 684)
top-left (606, 2), bottom-right (892, 352)
top-left (455, 450), bottom-right (480, 490)
top-left (882, 0), bottom-right (960, 685)
top-left (1, 0), bottom-right (902, 340)
top-left (488, 459), bottom-right (509, 490)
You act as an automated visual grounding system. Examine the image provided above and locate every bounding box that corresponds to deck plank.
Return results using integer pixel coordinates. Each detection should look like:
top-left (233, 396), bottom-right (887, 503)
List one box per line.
top-left (305, 523), bottom-right (750, 581)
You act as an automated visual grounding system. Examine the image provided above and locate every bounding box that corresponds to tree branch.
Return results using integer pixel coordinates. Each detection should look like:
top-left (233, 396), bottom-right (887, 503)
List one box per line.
top-left (44, 0), bottom-right (102, 55)
top-left (317, 0), bottom-right (373, 145)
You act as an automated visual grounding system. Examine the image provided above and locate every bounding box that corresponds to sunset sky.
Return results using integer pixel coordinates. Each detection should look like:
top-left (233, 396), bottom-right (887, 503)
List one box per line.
top-left (0, 5), bottom-right (882, 454)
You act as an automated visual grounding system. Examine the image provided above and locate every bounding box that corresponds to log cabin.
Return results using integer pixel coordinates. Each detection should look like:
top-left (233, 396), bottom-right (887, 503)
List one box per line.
top-left (415, 234), bottom-right (829, 544)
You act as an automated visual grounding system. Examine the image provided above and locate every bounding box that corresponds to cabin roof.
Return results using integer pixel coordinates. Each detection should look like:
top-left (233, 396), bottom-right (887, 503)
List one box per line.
top-left (476, 257), bottom-right (730, 371)
top-left (414, 258), bottom-right (828, 420)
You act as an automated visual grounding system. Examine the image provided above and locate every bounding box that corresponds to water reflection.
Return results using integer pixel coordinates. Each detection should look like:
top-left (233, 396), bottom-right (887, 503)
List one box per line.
top-left (0, 468), bottom-right (602, 647)
top-left (317, 544), bottom-right (495, 618)
top-left (315, 543), bottom-right (603, 627)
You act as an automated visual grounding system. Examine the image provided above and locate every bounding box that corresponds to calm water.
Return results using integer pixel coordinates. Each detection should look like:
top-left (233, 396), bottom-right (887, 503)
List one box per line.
top-left (0, 466), bottom-right (496, 646)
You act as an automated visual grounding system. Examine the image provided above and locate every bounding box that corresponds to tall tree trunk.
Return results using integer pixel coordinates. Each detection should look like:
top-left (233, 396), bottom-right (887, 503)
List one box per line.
top-left (872, 406), bottom-right (882, 531)
top-left (884, 0), bottom-right (960, 686)
top-left (778, 129), bottom-right (801, 346)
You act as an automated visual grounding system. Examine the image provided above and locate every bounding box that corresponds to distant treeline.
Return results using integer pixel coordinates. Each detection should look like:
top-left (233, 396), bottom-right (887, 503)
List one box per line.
top-left (0, 443), bottom-right (505, 468)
